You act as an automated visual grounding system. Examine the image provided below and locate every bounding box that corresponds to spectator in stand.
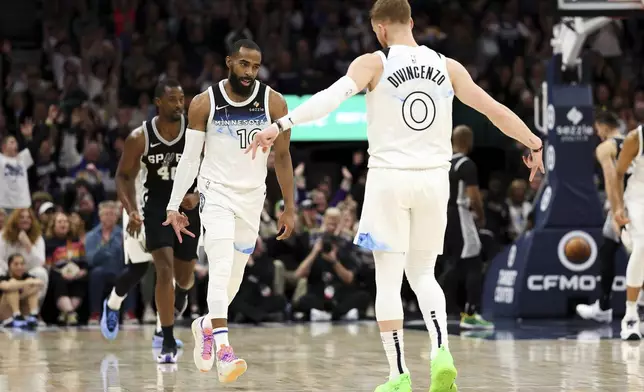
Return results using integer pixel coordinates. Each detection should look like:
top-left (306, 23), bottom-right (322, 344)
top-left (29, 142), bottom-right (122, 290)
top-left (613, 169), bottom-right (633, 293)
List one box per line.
top-left (0, 209), bottom-right (48, 298)
top-left (84, 201), bottom-right (134, 325)
top-left (0, 209), bottom-right (6, 231)
top-left (265, 200), bottom-right (310, 298)
top-left (37, 201), bottom-right (57, 230)
top-left (0, 133), bottom-right (34, 213)
top-left (506, 179), bottom-right (532, 240)
top-left (45, 212), bottom-right (88, 325)
top-left (292, 208), bottom-right (370, 321)
top-left (0, 254), bottom-right (44, 328)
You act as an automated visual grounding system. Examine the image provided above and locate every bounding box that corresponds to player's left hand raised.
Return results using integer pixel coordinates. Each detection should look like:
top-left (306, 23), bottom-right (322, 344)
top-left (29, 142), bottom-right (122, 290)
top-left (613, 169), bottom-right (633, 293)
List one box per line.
top-left (163, 210), bottom-right (195, 243)
top-left (522, 145), bottom-right (545, 182)
top-left (245, 123), bottom-right (278, 159)
top-left (276, 208), bottom-right (296, 240)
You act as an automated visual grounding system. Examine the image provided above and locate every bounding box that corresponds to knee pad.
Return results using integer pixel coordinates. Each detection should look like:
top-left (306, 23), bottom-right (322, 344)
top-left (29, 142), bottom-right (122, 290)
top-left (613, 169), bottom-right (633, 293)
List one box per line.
top-left (373, 251), bottom-right (405, 321)
top-left (626, 240), bottom-right (644, 287)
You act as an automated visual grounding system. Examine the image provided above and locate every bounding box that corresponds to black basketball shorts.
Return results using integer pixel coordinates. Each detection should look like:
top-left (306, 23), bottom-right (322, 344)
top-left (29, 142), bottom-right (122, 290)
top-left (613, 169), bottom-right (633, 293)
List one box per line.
top-left (144, 205), bottom-right (201, 261)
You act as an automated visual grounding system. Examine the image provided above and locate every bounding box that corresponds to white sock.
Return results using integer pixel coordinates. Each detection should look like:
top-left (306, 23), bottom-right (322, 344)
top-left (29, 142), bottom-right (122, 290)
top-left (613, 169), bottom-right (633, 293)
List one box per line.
top-left (626, 301), bottom-right (638, 318)
top-left (156, 313), bottom-right (162, 333)
top-left (381, 330), bottom-right (409, 379)
top-left (213, 327), bottom-right (230, 351)
top-left (107, 289), bottom-right (126, 311)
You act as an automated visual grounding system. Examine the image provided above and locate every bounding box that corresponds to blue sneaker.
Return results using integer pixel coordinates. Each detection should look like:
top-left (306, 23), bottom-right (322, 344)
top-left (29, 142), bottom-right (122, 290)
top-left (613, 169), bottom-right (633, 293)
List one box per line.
top-left (152, 329), bottom-right (184, 348)
top-left (101, 300), bottom-right (120, 340)
top-left (2, 316), bottom-right (27, 329)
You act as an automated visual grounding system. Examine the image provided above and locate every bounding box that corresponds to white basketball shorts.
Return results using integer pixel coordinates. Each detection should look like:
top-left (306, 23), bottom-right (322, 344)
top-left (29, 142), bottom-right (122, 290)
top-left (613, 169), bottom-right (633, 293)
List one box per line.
top-left (198, 179), bottom-right (266, 255)
top-left (355, 167), bottom-right (450, 254)
top-left (122, 209), bottom-right (153, 264)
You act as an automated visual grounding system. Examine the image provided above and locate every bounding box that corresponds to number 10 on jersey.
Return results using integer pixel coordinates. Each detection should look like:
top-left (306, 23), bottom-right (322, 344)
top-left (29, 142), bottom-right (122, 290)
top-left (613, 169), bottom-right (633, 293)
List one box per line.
top-left (237, 128), bottom-right (261, 149)
top-left (158, 166), bottom-right (176, 181)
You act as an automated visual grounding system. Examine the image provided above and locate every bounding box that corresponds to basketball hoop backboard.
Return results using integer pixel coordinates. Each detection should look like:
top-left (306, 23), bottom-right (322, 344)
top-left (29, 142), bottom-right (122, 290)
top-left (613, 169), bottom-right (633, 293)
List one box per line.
top-left (556, 0), bottom-right (644, 16)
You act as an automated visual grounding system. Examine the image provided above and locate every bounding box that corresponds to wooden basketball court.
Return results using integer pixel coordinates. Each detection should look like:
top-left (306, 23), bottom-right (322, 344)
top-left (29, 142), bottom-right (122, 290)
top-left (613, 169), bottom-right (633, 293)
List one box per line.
top-left (0, 321), bottom-right (641, 391)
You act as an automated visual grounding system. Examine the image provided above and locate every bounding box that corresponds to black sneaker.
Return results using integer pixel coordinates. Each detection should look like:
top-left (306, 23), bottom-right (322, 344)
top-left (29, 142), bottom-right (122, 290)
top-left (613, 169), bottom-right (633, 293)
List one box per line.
top-left (156, 342), bottom-right (178, 364)
top-left (25, 315), bottom-right (38, 330)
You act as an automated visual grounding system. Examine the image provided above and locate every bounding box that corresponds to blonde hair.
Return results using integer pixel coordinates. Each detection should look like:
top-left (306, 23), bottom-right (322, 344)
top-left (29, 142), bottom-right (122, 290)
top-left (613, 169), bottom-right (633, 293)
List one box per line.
top-left (370, 0), bottom-right (412, 24)
top-left (2, 208), bottom-right (42, 244)
top-left (98, 200), bottom-right (118, 214)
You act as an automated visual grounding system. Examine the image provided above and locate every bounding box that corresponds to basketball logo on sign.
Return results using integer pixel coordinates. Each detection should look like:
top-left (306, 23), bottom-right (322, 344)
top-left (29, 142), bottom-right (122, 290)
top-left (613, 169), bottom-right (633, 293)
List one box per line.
top-left (402, 92), bottom-right (436, 131)
top-left (557, 230), bottom-right (597, 272)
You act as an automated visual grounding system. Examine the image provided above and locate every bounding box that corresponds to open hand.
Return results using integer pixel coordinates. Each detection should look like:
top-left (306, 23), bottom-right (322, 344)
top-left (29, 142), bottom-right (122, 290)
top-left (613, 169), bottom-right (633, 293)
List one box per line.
top-left (163, 210), bottom-right (195, 243)
top-left (245, 123), bottom-right (278, 159)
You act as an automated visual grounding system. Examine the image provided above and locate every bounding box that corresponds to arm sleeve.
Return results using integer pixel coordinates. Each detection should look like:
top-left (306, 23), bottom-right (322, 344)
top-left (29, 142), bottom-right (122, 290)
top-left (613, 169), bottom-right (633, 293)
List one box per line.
top-left (281, 76), bottom-right (359, 129)
top-left (166, 129), bottom-right (206, 211)
top-left (457, 159), bottom-right (478, 187)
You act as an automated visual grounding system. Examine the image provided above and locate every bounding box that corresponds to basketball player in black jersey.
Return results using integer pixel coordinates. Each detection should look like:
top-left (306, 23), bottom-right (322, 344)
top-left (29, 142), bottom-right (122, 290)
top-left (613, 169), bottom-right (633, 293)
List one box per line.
top-left (441, 125), bottom-right (494, 329)
top-left (577, 111), bottom-right (632, 322)
top-left (103, 79), bottom-right (200, 364)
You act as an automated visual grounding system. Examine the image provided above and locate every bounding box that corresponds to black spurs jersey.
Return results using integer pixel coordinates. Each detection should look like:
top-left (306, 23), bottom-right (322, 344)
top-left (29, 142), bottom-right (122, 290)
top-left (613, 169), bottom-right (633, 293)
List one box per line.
top-left (139, 115), bottom-right (196, 213)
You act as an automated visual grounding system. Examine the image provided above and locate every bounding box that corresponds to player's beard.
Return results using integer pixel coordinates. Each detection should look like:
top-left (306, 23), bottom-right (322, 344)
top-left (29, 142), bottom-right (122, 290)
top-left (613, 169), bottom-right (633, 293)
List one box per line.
top-left (228, 72), bottom-right (255, 96)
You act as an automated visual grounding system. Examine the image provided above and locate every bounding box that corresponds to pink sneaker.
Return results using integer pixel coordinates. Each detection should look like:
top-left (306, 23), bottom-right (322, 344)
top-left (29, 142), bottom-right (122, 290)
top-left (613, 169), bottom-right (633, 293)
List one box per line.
top-left (192, 316), bottom-right (215, 372)
top-left (215, 344), bottom-right (247, 383)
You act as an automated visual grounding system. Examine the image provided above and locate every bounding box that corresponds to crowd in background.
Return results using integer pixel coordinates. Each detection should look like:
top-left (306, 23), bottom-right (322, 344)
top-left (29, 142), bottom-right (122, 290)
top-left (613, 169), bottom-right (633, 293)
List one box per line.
top-left (1, 0), bottom-right (643, 327)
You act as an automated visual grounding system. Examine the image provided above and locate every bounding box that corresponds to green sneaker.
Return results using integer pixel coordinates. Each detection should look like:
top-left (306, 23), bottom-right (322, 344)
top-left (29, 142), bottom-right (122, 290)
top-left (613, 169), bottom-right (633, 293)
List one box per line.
top-left (374, 373), bottom-right (412, 392)
top-left (459, 313), bottom-right (494, 330)
top-left (430, 346), bottom-right (457, 392)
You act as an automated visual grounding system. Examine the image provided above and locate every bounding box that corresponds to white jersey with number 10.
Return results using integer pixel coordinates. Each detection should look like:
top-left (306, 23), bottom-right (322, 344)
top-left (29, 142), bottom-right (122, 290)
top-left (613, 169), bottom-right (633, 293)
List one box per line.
top-left (366, 45), bottom-right (454, 170)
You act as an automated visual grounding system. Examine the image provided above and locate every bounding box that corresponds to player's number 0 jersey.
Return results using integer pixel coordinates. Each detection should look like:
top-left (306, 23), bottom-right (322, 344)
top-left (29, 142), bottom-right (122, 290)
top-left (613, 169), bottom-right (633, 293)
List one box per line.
top-left (366, 45), bottom-right (454, 171)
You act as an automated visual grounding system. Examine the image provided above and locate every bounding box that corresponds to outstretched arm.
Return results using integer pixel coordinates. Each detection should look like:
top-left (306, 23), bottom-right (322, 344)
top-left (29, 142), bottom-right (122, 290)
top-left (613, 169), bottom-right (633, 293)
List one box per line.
top-left (246, 53), bottom-right (381, 158)
top-left (166, 92), bottom-right (209, 212)
top-left (274, 53), bottom-right (381, 130)
top-left (447, 58), bottom-right (544, 180)
top-left (447, 58), bottom-right (542, 150)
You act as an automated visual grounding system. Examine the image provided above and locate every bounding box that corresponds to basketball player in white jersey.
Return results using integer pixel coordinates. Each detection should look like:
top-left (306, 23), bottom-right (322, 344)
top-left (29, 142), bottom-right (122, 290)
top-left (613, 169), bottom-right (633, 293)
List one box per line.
top-left (610, 123), bottom-right (644, 340)
top-left (163, 39), bottom-right (296, 382)
top-left (248, 1), bottom-right (544, 391)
